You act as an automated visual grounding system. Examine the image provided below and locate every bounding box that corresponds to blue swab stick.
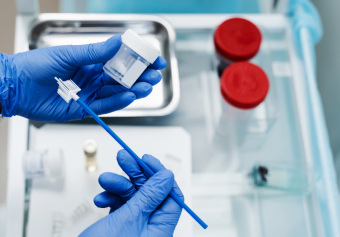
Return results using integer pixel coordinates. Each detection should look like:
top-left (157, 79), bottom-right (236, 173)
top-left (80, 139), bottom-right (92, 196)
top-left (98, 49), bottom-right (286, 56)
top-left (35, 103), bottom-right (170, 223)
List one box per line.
top-left (54, 77), bottom-right (208, 229)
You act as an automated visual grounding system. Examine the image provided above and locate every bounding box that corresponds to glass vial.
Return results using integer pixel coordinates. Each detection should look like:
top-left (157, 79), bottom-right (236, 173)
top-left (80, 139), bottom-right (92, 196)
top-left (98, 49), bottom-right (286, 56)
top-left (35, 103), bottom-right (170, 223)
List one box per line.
top-left (83, 139), bottom-right (98, 173)
top-left (104, 29), bottom-right (160, 89)
top-left (214, 18), bottom-right (262, 76)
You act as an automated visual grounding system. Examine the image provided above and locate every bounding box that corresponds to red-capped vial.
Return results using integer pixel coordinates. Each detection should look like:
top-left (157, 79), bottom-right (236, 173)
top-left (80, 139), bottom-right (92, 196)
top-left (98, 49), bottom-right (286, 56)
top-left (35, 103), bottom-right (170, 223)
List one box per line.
top-left (220, 62), bottom-right (269, 120)
top-left (214, 18), bottom-right (262, 75)
top-left (208, 62), bottom-right (271, 159)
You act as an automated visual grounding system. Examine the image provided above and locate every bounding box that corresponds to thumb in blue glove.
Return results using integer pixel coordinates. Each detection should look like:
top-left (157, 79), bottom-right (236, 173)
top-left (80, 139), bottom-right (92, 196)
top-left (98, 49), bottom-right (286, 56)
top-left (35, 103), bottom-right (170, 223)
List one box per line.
top-left (79, 150), bottom-right (183, 237)
top-left (0, 35), bottom-right (167, 122)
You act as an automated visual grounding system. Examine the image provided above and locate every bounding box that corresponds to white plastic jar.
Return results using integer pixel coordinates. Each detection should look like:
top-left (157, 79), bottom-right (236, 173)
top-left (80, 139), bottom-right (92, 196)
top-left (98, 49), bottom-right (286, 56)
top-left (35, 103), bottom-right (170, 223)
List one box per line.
top-left (104, 29), bottom-right (160, 89)
top-left (217, 62), bottom-right (270, 139)
top-left (23, 148), bottom-right (64, 180)
top-left (207, 62), bottom-right (270, 171)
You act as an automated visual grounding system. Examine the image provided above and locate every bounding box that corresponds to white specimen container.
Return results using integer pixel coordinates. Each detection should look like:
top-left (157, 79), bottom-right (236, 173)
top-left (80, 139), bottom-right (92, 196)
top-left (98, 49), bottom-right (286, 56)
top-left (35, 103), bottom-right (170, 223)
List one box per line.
top-left (209, 62), bottom-right (270, 169)
top-left (217, 62), bottom-right (270, 137)
top-left (104, 29), bottom-right (160, 89)
top-left (23, 148), bottom-right (64, 180)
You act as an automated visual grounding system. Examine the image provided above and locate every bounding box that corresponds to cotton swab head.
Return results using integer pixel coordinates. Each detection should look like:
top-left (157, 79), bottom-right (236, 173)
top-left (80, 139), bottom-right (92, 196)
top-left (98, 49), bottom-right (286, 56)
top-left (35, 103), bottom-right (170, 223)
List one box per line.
top-left (55, 77), bottom-right (81, 103)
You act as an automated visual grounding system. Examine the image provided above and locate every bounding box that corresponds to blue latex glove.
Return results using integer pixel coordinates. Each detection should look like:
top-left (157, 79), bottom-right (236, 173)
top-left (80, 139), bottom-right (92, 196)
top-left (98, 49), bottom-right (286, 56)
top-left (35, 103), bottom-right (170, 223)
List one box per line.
top-left (0, 34), bottom-right (166, 122)
top-left (79, 150), bottom-right (184, 237)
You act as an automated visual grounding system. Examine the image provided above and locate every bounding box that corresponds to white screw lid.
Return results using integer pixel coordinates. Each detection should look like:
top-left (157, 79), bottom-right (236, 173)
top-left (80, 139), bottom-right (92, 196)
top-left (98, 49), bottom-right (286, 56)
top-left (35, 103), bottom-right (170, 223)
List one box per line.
top-left (122, 29), bottom-right (160, 63)
top-left (84, 139), bottom-right (97, 157)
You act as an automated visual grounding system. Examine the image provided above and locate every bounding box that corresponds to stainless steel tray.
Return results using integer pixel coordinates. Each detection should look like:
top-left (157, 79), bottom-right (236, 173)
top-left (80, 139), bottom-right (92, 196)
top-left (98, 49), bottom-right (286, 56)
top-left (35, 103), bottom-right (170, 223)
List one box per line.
top-left (28, 14), bottom-right (180, 117)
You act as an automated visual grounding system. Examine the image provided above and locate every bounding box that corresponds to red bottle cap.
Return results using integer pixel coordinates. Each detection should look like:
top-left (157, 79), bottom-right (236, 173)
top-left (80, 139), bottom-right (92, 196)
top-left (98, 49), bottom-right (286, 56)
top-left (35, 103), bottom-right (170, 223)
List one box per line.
top-left (220, 62), bottom-right (269, 109)
top-left (214, 18), bottom-right (262, 62)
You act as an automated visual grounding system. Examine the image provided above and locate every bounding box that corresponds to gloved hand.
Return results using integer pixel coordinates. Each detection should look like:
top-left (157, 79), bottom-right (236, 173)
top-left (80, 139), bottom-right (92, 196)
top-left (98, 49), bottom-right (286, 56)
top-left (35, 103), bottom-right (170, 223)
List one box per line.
top-left (0, 34), bottom-right (166, 122)
top-left (79, 150), bottom-right (184, 237)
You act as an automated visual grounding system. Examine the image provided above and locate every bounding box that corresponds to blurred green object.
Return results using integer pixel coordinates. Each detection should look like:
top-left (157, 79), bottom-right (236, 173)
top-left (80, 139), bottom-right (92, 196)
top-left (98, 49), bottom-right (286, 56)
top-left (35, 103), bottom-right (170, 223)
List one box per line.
top-left (61, 0), bottom-right (259, 13)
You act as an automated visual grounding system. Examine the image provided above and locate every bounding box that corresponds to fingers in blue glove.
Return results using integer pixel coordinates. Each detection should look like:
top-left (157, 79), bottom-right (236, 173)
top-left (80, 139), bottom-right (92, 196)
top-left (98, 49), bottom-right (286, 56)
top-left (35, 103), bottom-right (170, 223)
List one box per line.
top-left (96, 85), bottom-right (129, 99)
top-left (89, 92), bottom-right (135, 115)
top-left (94, 191), bottom-right (124, 210)
top-left (99, 150), bottom-right (184, 216)
top-left (124, 169), bottom-right (174, 215)
top-left (137, 69), bottom-right (162, 86)
top-left (117, 150), bottom-right (148, 189)
top-left (96, 82), bottom-right (152, 100)
top-left (101, 56), bottom-right (165, 86)
top-left (59, 34), bottom-right (122, 67)
top-left (65, 34), bottom-right (166, 72)
top-left (80, 169), bottom-right (176, 237)
top-left (130, 82), bottom-right (153, 99)
top-left (117, 150), bottom-right (184, 201)
top-left (94, 150), bottom-right (146, 211)
top-left (98, 173), bottom-right (137, 202)
top-left (136, 154), bottom-right (183, 233)
top-left (149, 56), bottom-right (168, 70)
top-left (118, 152), bottom-right (184, 215)
top-left (94, 168), bottom-right (175, 216)
top-left (142, 154), bottom-right (184, 201)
